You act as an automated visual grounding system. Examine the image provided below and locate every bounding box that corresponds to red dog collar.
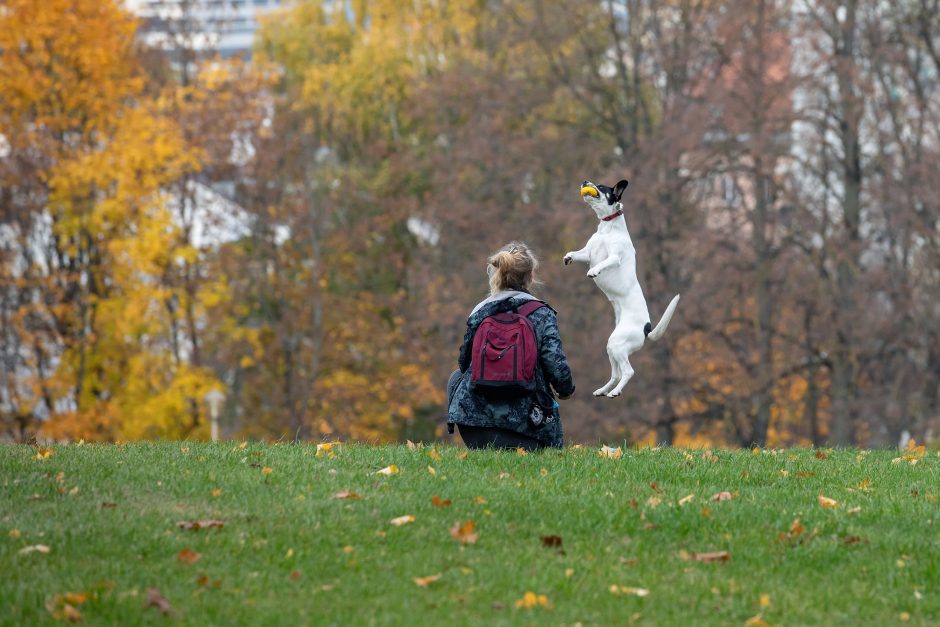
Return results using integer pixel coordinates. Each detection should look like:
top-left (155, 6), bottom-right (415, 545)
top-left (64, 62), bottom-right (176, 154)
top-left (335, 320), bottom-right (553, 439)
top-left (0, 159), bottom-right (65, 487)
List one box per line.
top-left (602, 209), bottom-right (623, 221)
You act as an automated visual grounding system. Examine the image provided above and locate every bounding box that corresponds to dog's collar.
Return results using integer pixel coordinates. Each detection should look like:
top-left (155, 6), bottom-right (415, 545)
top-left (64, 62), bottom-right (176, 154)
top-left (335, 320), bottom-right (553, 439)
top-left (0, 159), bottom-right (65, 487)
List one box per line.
top-left (602, 208), bottom-right (623, 222)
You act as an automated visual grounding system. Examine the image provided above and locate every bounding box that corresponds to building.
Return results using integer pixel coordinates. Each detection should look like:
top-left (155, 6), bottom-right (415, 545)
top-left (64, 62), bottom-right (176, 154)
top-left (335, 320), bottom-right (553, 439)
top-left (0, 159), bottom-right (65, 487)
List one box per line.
top-left (126, 0), bottom-right (283, 57)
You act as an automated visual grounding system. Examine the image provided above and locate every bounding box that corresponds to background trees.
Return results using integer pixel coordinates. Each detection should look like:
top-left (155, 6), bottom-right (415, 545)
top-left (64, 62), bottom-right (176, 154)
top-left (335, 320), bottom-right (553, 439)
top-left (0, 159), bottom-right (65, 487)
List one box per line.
top-left (2, 0), bottom-right (938, 446)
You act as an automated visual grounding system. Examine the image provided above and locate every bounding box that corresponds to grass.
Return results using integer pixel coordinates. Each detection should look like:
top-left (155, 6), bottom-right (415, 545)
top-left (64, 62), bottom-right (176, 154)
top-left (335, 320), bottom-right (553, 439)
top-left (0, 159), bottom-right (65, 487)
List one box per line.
top-left (2, 442), bottom-right (939, 626)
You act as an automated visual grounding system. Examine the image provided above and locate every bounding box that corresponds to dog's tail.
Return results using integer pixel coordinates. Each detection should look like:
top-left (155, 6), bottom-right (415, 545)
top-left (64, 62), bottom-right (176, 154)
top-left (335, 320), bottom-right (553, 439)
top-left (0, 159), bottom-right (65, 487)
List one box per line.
top-left (645, 294), bottom-right (681, 342)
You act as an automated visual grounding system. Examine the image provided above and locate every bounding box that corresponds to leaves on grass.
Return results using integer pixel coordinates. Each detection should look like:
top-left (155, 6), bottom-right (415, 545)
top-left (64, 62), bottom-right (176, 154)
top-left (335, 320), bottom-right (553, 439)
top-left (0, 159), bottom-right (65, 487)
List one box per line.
top-left (815, 450), bottom-right (829, 460)
top-left (19, 544), bottom-right (50, 555)
top-left (46, 592), bottom-right (85, 623)
top-left (413, 574), bottom-right (441, 587)
top-left (817, 495), bottom-right (838, 508)
top-left (177, 520), bottom-right (224, 531)
top-left (795, 471), bottom-right (816, 478)
top-left (449, 520), bottom-right (479, 544)
top-left (390, 515), bottom-right (415, 526)
top-left (431, 496), bottom-right (452, 508)
top-left (101, 501), bottom-right (117, 508)
top-left (893, 439), bottom-right (927, 464)
top-left (144, 588), bottom-right (177, 616)
top-left (289, 570), bottom-right (302, 580)
top-left (598, 445), bottom-right (623, 459)
top-left (842, 535), bottom-right (868, 545)
top-left (515, 591), bottom-right (550, 608)
top-left (609, 585), bottom-right (650, 597)
top-left (846, 505), bottom-right (861, 514)
top-left (457, 451), bottom-right (469, 460)
top-left (779, 517), bottom-right (806, 544)
top-left (473, 496), bottom-right (487, 504)
top-left (176, 548), bottom-right (201, 565)
top-left (332, 490), bottom-right (361, 500)
top-left (210, 489), bottom-right (223, 497)
top-left (375, 464), bottom-right (399, 476)
top-left (744, 616), bottom-right (770, 626)
top-left (35, 447), bottom-right (54, 460)
top-left (196, 574), bottom-right (222, 588)
top-left (678, 494), bottom-right (695, 506)
top-left (515, 447), bottom-right (527, 456)
top-left (427, 465), bottom-right (437, 476)
top-left (710, 491), bottom-right (733, 502)
top-left (427, 448), bottom-right (442, 461)
top-left (316, 442), bottom-right (338, 458)
top-left (540, 535), bottom-right (563, 549)
top-left (261, 466), bottom-right (273, 475)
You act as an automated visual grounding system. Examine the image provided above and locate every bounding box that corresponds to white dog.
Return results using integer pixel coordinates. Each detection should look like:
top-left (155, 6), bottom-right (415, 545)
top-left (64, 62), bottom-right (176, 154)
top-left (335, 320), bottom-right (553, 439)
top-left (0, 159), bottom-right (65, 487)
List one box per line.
top-left (564, 179), bottom-right (680, 397)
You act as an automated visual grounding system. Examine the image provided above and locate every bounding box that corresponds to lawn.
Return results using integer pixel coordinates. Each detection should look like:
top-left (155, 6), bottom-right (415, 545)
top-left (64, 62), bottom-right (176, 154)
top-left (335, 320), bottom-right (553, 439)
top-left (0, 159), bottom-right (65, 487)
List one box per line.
top-left (2, 442), bottom-right (939, 625)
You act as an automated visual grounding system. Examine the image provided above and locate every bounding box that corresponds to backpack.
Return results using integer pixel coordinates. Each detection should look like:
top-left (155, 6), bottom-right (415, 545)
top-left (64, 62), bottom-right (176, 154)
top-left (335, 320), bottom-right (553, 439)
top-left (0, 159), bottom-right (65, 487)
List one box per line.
top-left (470, 300), bottom-right (546, 393)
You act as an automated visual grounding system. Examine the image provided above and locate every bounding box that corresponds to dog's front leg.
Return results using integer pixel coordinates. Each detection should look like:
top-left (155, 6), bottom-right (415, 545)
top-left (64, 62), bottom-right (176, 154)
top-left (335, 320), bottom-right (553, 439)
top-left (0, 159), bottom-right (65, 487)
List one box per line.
top-left (587, 254), bottom-right (620, 278)
top-left (563, 246), bottom-right (591, 266)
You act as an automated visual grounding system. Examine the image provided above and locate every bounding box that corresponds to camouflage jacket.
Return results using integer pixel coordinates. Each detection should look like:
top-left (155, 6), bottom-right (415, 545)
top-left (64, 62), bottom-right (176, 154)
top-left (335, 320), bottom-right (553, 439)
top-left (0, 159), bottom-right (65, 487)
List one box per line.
top-left (446, 291), bottom-right (575, 447)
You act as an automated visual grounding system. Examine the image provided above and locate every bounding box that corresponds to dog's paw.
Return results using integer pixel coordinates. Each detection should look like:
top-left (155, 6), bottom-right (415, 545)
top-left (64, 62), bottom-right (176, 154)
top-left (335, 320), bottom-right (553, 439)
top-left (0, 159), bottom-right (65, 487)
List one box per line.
top-left (606, 390), bottom-right (621, 398)
top-left (563, 254), bottom-right (572, 266)
top-left (592, 388), bottom-right (607, 397)
top-left (586, 270), bottom-right (599, 278)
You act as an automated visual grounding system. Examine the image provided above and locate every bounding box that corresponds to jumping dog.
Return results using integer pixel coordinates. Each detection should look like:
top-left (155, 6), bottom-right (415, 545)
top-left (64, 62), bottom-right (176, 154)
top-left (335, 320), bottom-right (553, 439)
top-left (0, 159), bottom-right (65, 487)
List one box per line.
top-left (564, 179), bottom-right (680, 397)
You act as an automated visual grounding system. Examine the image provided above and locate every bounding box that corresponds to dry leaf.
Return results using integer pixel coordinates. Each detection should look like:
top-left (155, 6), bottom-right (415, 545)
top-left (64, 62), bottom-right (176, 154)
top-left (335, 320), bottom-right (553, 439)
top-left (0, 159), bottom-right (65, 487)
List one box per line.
top-left (846, 506), bottom-right (861, 514)
top-left (795, 471), bottom-right (815, 478)
top-left (210, 489), bottom-right (223, 497)
top-left (457, 451), bottom-right (469, 460)
top-left (515, 447), bottom-right (528, 457)
top-left (514, 591), bottom-right (551, 608)
top-left (598, 445), bottom-right (623, 459)
top-left (906, 438), bottom-right (926, 457)
top-left (101, 501), bottom-right (117, 508)
top-left (375, 465), bottom-right (399, 476)
top-left (413, 574), bottom-right (441, 587)
top-left (685, 550), bottom-right (731, 562)
top-left (818, 495), bottom-right (838, 508)
top-left (176, 547), bottom-right (201, 565)
top-left (406, 440), bottom-right (418, 449)
top-left (144, 588), bottom-right (176, 616)
top-left (609, 585), bottom-right (650, 597)
top-left (711, 491), bottom-right (733, 502)
top-left (34, 447), bottom-right (54, 460)
top-left (497, 471), bottom-right (510, 479)
top-left (427, 465), bottom-right (437, 476)
top-left (19, 544), bottom-right (50, 555)
top-left (431, 496), bottom-right (452, 508)
top-left (332, 490), bottom-right (361, 500)
top-left (678, 494), bottom-right (695, 506)
top-left (760, 594), bottom-right (771, 608)
top-left (427, 449), bottom-right (442, 461)
top-left (744, 616), bottom-right (770, 626)
top-left (540, 535), bottom-right (563, 549)
top-left (449, 520), bottom-right (479, 544)
top-left (316, 443), bottom-right (336, 458)
top-left (177, 520), bottom-right (224, 531)
top-left (815, 450), bottom-right (828, 460)
top-left (289, 570), bottom-right (302, 580)
top-left (261, 466), bottom-right (273, 475)
top-left (390, 515), bottom-right (416, 526)
top-left (473, 496), bottom-right (487, 504)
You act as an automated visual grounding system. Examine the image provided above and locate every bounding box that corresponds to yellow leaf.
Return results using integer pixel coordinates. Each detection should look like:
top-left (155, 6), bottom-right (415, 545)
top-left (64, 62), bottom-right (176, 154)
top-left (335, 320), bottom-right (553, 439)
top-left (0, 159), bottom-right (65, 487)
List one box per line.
top-left (261, 466), bottom-right (273, 475)
top-left (540, 468), bottom-right (548, 477)
top-left (609, 585), bottom-right (650, 597)
top-left (744, 616), bottom-right (770, 626)
top-left (413, 574), bottom-right (441, 587)
top-left (210, 489), bottom-right (222, 497)
top-left (514, 591), bottom-right (551, 608)
top-left (427, 465), bottom-right (437, 476)
top-left (598, 445), bottom-right (623, 459)
top-left (390, 515), bottom-right (415, 526)
top-left (760, 594), bottom-right (771, 608)
top-left (818, 495), bottom-right (838, 508)
top-left (427, 449), bottom-right (442, 461)
top-left (473, 496), bottom-right (487, 504)
top-left (515, 447), bottom-right (527, 456)
top-left (710, 491), bottom-right (733, 501)
top-left (678, 494), bottom-right (695, 506)
top-left (457, 451), bottom-right (469, 460)
top-left (449, 520), bottom-right (479, 544)
top-left (34, 447), bottom-right (54, 460)
top-left (376, 464), bottom-right (399, 476)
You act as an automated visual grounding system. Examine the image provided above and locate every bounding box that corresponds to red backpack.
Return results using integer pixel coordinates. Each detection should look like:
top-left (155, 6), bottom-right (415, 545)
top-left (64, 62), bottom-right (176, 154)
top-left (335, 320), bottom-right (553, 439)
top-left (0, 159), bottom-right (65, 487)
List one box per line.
top-left (470, 300), bottom-right (546, 393)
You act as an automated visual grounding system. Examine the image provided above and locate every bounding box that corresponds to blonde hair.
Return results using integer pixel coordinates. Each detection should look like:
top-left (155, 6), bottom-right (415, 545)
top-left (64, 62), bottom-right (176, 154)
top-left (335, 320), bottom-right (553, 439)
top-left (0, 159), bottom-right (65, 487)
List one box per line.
top-left (486, 241), bottom-right (539, 296)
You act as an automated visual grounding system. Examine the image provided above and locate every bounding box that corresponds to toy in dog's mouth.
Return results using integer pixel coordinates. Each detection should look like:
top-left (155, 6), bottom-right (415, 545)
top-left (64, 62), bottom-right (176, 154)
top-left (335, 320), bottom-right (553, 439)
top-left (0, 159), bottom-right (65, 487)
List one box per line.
top-left (580, 184), bottom-right (600, 199)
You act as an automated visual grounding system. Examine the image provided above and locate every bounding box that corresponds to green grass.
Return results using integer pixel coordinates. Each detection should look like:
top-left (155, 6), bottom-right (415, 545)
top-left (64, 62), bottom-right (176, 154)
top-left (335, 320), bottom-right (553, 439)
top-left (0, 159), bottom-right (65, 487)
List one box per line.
top-left (2, 443), bottom-right (939, 626)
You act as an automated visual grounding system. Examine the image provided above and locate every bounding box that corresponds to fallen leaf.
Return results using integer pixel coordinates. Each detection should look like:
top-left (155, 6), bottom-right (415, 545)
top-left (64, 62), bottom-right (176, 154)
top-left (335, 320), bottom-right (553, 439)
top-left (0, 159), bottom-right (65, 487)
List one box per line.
top-left (19, 544), bottom-right (50, 555)
top-left (332, 490), bottom-right (361, 500)
top-left (101, 502), bottom-right (117, 508)
top-left (375, 465), bottom-right (399, 476)
top-left (906, 438), bottom-right (926, 457)
top-left (9, 529), bottom-right (20, 539)
top-left (289, 570), bottom-right (302, 580)
top-left (457, 451), bottom-right (469, 460)
top-left (261, 466), bottom-right (273, 475)
top-left (497, 471), bottom-right (510, 479)
top-left (427, 465), bottom-right (437, 476)
top-left (176, 548), bottom-right (201, 565)
top-left (514, 591), bottom-right (551, 608)
top-left (427, 449), bottom-right (442, 461)
top-left (316, 443), bottom-right (336, 457)
top-left (760, 594), bottom-right (771, 608)
top-left (540, 535), bottom-right (563, 549)
top-left (609, 585), bottom-right (650, 597)
top-left (473, 496), bottom-right (487, 504)
top-left (413, 574), bottom-right (441, 587)
top-left (144, 588), bottom-right (176, 616)
top-left (598, 445), bottom-right (623, 459)
top-left (818, 495), bottom-right (838, 508)
top-left (210, 489), bottom-right (222, 497)
top-left (646, 496), bottom-right (662, 508)
top-left (406, 440), bottom-right (418, 449)
top-left (343, 545), bottom-right (354, 554)
top-left (684, 550), bottom-right (731, 562)
top-left (846, 505), bottom-right (861, 514)
top-left (795, 471), bottom-right (816, 478)
top-left (390, 515), bottom-right (416, 526)
top-left (449, 520), bottom-right (479, 544)
top-left (700, 507), bottom-right (712, 518)
top-left (431, 496), bottom-right (452, 508)
top-left (900, 612), bottom-right (911, 622)
top-left (744, 616), bottom-right (770, 626)
top-left (540, 467), bottom-right (548, 476)
top-left (565, 568), bottom-right (574, 578)
top-left (515, 447), bottom-right (527, 456)
top-left (815, 450), bottom-right (829, 460)
top-left (177, 520), bottom-right (224, 531)
top-left (678, 494), bottom-right (695, 506)
top-left (34, 447), bottom-right (54, 460)
top-left (711, 491), bottom-right (733, 501)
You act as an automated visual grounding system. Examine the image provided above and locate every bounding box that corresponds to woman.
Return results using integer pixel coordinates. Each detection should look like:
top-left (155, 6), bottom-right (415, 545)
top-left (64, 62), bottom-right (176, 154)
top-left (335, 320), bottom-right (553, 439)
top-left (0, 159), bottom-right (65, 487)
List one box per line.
top-left (446, 242), bottom-right (575, 450)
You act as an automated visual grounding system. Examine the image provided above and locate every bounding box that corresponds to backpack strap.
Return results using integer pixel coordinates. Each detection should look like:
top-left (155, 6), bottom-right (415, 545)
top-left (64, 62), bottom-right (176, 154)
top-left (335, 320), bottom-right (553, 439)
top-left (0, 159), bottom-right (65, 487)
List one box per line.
top-left (516, 300), bottom-right (547, 317)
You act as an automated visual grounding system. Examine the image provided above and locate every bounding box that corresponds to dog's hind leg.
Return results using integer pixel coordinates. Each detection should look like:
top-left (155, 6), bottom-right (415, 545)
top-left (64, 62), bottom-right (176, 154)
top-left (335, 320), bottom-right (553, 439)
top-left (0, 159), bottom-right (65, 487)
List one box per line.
top-left (606, 354), bottom-right (635, 398)
top-left (593, 351), bottom-right (620, 397)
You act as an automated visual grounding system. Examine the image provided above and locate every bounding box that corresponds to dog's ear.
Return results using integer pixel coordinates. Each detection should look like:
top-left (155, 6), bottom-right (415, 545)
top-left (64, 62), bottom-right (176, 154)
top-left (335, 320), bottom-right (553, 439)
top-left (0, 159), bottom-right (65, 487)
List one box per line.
top-left (613, 179), bottom-right (629, 201)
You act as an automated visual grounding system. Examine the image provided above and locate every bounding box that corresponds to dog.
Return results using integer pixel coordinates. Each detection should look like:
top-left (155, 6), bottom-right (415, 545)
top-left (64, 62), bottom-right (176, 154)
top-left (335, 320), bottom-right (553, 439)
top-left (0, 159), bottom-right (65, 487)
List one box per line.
top-left (564, 179), bottom-right (680, 397)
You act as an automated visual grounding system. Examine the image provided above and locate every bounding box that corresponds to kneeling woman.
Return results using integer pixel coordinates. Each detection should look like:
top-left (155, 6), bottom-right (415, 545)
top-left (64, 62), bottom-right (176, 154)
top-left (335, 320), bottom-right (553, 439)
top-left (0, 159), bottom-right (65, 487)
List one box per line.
top-left (447, 242), bottom-right (575, 450)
